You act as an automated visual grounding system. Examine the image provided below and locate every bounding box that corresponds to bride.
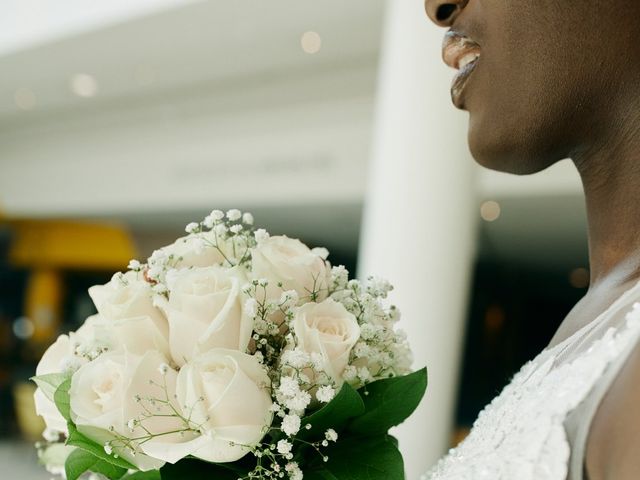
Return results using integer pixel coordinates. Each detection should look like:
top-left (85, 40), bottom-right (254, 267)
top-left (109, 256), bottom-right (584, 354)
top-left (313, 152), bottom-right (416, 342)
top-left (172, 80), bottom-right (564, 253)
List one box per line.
top-left (423, 1), bottom-right (640, 479)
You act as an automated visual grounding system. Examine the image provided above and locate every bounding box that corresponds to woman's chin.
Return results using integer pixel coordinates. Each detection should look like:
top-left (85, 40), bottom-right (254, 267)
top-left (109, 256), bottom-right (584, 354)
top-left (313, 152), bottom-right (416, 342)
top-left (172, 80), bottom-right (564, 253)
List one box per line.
top-left (467, 121), bottom-right (556, 176)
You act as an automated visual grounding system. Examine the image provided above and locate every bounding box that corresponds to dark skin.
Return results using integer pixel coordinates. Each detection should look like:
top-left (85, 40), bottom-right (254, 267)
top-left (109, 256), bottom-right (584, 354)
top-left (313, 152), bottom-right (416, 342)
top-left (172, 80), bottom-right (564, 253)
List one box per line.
top-left (424, 1), bottom-right (640, 479)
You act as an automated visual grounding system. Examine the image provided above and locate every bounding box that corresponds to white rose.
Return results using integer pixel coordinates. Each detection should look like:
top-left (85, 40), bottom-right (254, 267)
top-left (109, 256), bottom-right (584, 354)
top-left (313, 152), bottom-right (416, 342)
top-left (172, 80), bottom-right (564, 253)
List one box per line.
top-left (155, 266), bottom-right (253, 366)
top-left (89, 271), bottom-right (168, 339)
top-left (34, 335), bottom-right (75, 434)
top-left (156, 231), bottom-right (237, 269)
top-left (292, 299), bottom-right (360, 386)
top-left (33, 321), bottom-right (99, 434)
top-left (69, 350), bottom-right (182, 471)
top-left (251, 236), bottom-right (330, 302)
top-left (141, 349), bottom-right (272, 464)
top-left (34, 302), bottom-right (171, 437)
top-left (38, 443), bottom-right (76, 477)
top-left (85, 313), bottom-right (170, 359)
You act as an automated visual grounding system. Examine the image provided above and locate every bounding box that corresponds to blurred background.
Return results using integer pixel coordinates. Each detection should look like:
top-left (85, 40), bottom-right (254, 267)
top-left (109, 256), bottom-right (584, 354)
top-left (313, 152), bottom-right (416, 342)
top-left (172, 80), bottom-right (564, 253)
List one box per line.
top-left (0, 0), bottom-right (589, 478)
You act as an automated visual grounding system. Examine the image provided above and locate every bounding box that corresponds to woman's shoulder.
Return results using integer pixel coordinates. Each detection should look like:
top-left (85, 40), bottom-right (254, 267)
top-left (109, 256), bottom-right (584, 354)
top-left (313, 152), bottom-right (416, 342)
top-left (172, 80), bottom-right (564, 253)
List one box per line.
top-left (583, 333), bottom-right (640, 480)
top-left (564, 296), bottom-right (640, 480)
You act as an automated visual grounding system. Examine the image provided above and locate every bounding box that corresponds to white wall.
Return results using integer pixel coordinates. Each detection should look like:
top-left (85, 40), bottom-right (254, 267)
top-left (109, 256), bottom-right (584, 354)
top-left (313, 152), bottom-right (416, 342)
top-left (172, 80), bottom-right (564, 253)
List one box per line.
top-left (0, 71), bottom-right (374, 216)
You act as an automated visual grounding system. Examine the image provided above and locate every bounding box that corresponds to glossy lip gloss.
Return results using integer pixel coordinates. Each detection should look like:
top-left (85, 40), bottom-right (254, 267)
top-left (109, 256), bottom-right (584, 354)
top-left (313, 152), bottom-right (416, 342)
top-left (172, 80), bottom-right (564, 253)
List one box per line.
top-left (442, 31), bottom-right (481, 108)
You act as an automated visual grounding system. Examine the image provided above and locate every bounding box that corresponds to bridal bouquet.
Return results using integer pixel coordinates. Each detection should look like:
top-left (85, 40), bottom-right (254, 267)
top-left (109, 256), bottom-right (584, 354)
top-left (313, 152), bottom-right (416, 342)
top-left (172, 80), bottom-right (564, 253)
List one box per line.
top-left (32, 209), bottom-right (427, 480)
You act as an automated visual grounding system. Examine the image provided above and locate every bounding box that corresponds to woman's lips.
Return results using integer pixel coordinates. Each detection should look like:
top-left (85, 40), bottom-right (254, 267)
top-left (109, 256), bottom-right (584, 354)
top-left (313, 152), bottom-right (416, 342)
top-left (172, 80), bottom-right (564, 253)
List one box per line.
top-left (451, 57), bottom-right (479, 108)
top-left (442, 31), bottom-right (481, 109)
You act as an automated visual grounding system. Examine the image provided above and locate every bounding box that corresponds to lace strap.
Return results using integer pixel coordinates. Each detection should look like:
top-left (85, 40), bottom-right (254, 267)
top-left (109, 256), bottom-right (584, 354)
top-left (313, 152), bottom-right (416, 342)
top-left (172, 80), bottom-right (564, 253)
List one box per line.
top-left (550, 280), bottom-right (640, 367)
top-left (565, 303), bottom-right (640, 480)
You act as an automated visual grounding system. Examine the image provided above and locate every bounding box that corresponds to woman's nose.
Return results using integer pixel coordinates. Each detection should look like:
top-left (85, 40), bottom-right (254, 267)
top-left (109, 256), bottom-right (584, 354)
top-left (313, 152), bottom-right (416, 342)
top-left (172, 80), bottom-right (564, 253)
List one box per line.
top-left (424, 0), bottom-right (469, 27)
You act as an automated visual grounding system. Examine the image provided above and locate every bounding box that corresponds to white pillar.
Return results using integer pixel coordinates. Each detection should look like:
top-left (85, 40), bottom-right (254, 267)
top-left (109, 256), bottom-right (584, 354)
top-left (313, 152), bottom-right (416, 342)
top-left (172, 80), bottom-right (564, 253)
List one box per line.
top-left (358, 1), bottom-right (477, 477)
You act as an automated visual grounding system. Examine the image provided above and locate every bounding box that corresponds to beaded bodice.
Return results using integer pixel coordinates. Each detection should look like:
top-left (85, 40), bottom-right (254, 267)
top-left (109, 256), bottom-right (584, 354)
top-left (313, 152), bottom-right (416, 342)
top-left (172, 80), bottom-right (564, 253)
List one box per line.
top-left (423, 287), bottom-right (640, 480)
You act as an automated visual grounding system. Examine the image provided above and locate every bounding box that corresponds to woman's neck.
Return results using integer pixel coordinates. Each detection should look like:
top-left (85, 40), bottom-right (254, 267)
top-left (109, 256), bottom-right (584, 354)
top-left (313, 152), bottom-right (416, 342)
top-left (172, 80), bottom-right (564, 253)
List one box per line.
top-left (573, 107), bottom-right (640, 289)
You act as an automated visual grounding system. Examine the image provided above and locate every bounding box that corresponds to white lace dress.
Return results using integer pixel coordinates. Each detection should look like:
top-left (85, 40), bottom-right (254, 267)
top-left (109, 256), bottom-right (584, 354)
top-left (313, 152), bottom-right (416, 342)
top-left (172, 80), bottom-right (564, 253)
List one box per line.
top-left (423, 281), bottom-right (640, 480)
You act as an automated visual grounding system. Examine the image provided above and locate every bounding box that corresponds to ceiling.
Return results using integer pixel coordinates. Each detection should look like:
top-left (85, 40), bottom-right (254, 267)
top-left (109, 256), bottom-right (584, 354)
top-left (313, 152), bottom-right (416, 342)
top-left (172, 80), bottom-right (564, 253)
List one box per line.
top-left (0, 0), bottom-right (200, 56)
top-left (0, 0), bottom-right (385, 119)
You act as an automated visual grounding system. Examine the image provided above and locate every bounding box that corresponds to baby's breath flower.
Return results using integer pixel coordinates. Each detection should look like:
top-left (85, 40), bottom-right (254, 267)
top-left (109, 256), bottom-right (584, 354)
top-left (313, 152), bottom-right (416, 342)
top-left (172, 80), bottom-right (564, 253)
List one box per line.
top-left (254, 351), bottom-right (264, 364)
top-left (325, 428), bottom-right (338, 442)
top-left (281, 349), bottom-right (310, 369)
top-left (278, 376), bottom-right (300, 397)
top-left (310, 352), bottom-right (324, 371)
top-left (254, 228), bottom-right (269, 242)
top-left (128, 259), bottom-right (142, 270)
top-left (277, 439), bottom-right (293, 455)
top-left (203, 215), bottom-right (215, 229)
top-left (360, 323), bottom-right (380, 341)
top-left (210, 209), bottom-right (225, 221)
top-left (358, 366), bottom-right (372, 383)
top-left (242, 212), bottom-right (254, 225)
top-left (185, 222), bottom-right (200, 234)
top-left (316, 385), bottom-right (336, 403)
top-left (343, 365), bottom-right (358, 382)
top-left (365, 275), bottom-right (393, 298)
top-left (354, 343), bottom-right (371, 358)
top-left (330, 265), bottom-right (349, 289)
top-left (285, 462), bottom-right (303, 480)
top-left (282, 414), bottom-right (301, 436)
top-left (214, 224), bottom-right (228, 236)
top-left (226, 209), bottom-right (242, 221)
top-left (285, 390), bottom-right (311, 412)
top-left (229, 224), bottom-right (243, 234)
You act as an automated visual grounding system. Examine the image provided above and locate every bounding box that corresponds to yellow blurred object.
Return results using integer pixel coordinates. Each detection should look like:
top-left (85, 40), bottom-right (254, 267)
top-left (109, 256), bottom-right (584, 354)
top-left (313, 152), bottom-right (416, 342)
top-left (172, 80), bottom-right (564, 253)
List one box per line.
top-left (4, 218), bottom-right (138, 347)
top-left (25, 269), bottom-right (63, 344)
top-left (452, 427), bottom-right (471, 447)
top-left (8, 219), bottom-right (137, 270)
top-left (1, 218), bottom-right (138, 439)
top-left (13, 381), bottom-right (45, 441)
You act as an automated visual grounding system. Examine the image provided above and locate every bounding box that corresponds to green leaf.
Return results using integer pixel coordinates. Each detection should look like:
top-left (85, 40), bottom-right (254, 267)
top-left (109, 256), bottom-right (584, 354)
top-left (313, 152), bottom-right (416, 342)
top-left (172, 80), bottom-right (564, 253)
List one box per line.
top-left (299, 382), bottom-right (365, 441)
top-left (121, 471), bottom-right (161, 480)
top-left (65, 448), bottom-right (127, 480)
top-left (32, 373), bottom-right (71, 402)
top-left (304, 470), bottom-right (339, 480)
top-left (348, 368), bottom-right (428, 436)
top-left (160, 458), bottom-right (248, 480)
top-left (308, 435), bottom-right (404, 480)
top-left (54, 378), bottom-right (72, 422)
top-left (66, 422), bottom-right (137, 470)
